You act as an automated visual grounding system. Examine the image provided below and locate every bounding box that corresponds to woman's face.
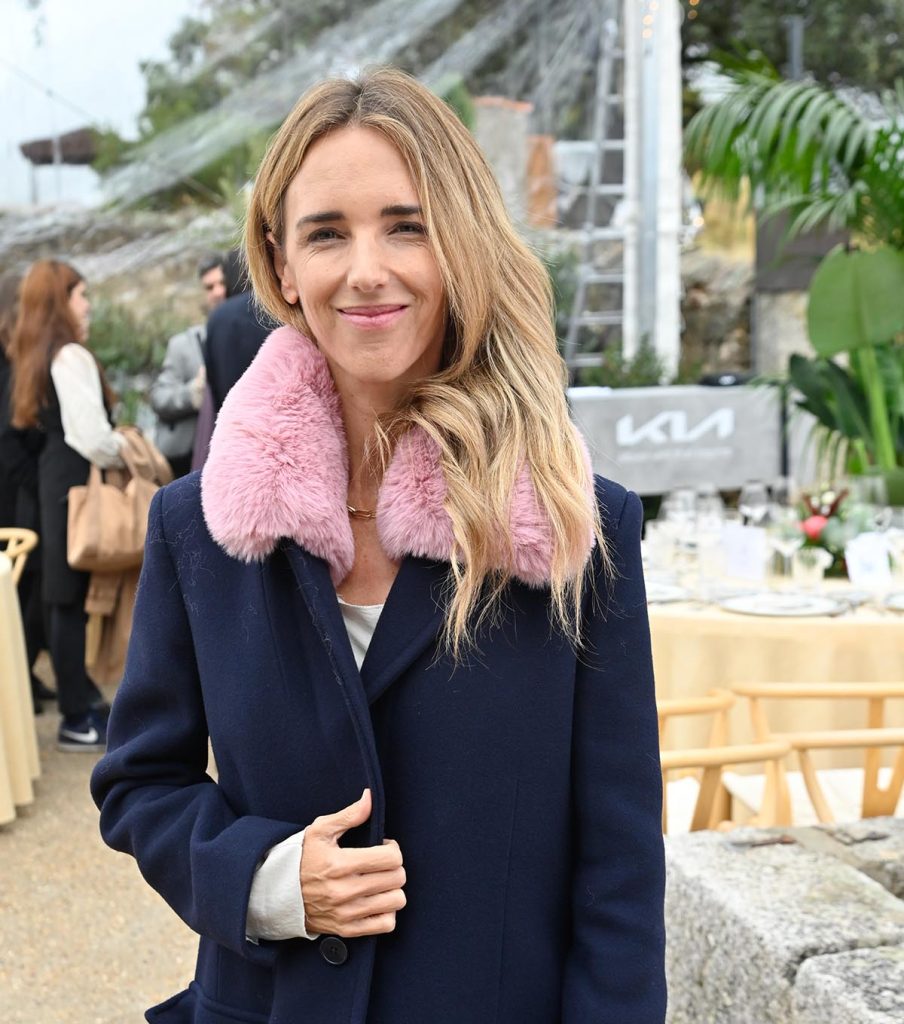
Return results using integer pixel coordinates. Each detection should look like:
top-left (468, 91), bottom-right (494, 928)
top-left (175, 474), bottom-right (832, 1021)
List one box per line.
top-left (274, 126), bottom-right (447, 405)
top-left (68, 280), bottom-right (90, 342)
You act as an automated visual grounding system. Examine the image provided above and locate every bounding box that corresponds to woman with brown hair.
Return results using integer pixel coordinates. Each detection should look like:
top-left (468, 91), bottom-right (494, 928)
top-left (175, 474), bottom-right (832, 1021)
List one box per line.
top-left (93, 69), bottom-right (665, 1022)
top-left (9, 259), bottom-right (125, 750)
top-left (0, 270), bottom-right (55, 713)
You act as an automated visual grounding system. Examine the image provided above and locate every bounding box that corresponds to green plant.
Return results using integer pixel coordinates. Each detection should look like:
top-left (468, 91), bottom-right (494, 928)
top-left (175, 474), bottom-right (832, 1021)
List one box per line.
top-left (804, 245), bottom-right (904, 472)
top-left (89, 299), bottom-right (186, 376)
top-left (437, 76), bottom-right (475, 131)
top-left (686, 61), bottom-right (904, 477)
top-left (575, 341), bottom-right (668, 389)
top-left (540, 246), bottom-right (578, 342)
top-left (116, 388), bottom-right (145, 427)
top-left (685, 61), bottom-right (904, 245)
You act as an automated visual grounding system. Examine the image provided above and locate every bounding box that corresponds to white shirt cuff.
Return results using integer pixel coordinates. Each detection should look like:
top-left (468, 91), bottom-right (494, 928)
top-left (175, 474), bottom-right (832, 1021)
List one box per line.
top-left (245, 829), bottom-right (319, 942)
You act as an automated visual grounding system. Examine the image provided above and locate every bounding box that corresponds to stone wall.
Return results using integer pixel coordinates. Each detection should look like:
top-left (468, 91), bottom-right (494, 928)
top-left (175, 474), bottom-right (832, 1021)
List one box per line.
top-left (666, 819), bottom-right (904, 1023)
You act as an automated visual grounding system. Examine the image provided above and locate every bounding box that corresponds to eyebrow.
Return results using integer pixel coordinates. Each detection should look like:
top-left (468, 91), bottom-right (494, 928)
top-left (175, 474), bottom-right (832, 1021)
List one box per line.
top-left (294, 204), bottom-right (423, 231)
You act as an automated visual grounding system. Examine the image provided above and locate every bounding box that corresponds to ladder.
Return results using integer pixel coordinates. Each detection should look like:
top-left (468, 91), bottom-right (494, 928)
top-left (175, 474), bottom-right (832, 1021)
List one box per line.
top-left (562, 0), bottom-right (626, 374)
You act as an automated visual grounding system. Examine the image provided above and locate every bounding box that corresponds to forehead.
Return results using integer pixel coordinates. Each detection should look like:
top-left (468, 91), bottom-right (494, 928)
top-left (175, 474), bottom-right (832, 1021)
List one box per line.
top-left (286, 126), bottom-right (419, 212)
top-left (201, 267), bottom-right (224, 281)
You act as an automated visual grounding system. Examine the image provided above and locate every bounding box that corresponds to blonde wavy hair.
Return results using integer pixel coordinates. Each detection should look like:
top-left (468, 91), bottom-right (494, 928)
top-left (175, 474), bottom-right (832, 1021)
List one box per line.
top-left (245, 67), bottom-right (607, 653)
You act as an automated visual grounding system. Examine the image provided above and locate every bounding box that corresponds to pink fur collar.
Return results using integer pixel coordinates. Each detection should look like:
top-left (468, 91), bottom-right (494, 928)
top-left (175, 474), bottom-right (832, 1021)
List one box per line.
top-left (201, 326), bottom-right (593, 586)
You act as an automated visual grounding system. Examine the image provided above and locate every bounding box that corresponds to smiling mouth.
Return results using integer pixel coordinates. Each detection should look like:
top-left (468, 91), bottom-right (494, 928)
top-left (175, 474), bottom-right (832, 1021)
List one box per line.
top-left (338, 305), bottom-right (408, 329)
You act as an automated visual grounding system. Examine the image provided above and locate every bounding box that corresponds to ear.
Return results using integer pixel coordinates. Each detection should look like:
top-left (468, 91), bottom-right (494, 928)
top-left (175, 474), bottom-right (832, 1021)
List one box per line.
top-left (267, 231), bottom-right (299, 305)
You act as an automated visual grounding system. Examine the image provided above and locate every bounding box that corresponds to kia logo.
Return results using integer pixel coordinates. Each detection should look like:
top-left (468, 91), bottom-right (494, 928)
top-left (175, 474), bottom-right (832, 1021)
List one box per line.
top-left (615, 409), bottom-right (735, 447)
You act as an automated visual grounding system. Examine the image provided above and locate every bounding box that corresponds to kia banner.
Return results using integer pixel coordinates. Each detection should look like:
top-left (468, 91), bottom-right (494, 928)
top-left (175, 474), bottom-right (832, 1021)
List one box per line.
top-left (567, 385), bottom-right (800, 495)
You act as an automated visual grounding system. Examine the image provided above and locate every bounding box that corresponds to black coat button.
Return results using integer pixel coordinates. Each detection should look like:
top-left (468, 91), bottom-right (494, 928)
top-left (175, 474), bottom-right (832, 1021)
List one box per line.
top-left (320, 936), bottom-right (348, 965)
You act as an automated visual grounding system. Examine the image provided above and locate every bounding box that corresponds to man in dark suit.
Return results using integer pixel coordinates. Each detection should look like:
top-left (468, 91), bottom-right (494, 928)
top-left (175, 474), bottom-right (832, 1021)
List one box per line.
top-left (204, 251), bottom-right (273, 413)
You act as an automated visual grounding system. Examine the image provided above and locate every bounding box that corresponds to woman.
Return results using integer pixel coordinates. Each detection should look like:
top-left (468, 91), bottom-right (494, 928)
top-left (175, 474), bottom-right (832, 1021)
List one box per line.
top-left (92, 69), bottom-right (665, 1023)
top-left (10, 260), bottom-right (125, 750)
top-left (0, 271), bottom-right (54, 714)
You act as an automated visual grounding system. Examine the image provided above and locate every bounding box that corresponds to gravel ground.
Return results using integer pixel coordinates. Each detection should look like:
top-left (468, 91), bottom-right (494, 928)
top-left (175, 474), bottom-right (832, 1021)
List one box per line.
top-left (0, 660), bottom-right (197, 1023)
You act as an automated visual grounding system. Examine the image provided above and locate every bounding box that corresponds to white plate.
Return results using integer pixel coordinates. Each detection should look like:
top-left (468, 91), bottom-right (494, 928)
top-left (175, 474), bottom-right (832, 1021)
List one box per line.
top-left (885, 592), bottom-right (904, 613)
top-left (718, 593), bottom-right (847, 618)
top-left (646, 582), bottom-right (691, 604)
top-left (834, 589), bottom-right (872, 608)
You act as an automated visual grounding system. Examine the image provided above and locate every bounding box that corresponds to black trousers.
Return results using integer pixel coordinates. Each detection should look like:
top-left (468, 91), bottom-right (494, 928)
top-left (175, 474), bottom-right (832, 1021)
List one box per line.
top-left (17, 569), bottom-right (46, 683)
top-left (46, 601), bottom-right (102, 718)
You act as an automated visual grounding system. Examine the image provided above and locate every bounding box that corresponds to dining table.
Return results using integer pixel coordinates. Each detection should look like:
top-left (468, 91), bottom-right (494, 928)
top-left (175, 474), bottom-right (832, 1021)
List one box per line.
top-left (648, 582), bottom-right (904, 767)
top-left (0, 552), bottom-right (41, 825)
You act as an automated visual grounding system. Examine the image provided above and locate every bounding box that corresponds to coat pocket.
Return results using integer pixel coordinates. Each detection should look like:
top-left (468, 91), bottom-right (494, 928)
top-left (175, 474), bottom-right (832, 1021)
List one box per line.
top-left (146, 982), bottom-right (270, 1024)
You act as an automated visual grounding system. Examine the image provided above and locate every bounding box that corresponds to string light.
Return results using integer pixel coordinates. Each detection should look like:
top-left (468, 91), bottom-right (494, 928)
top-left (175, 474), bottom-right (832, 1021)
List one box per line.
top-left (643, 0), bottom-right (656, 40)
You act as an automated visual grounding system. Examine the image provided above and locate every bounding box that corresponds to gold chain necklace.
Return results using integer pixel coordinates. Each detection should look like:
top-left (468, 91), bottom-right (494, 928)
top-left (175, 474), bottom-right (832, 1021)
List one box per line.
top-left (346, 504), bottom-right (377, 521)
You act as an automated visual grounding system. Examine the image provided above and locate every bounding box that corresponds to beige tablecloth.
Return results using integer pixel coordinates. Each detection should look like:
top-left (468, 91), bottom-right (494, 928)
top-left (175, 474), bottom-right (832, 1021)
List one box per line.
top-left (650, 593), bottom-right (904, 766)
top-left (0, 554), bottom-right (40, 824)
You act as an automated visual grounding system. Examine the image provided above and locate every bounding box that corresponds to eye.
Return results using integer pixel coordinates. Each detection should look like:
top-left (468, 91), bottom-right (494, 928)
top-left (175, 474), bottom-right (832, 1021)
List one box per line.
top-left (392, 221), bottom-right (426, 236)
top-left (307, 227), bottom-right (342, 243)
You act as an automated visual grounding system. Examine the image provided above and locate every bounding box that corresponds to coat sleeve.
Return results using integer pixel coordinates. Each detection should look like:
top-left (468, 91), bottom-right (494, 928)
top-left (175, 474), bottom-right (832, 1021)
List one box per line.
top-left (561, 486), bottom-right (667, 1023)
top-left (150, 331), bottom-right (201, 422)
top-left (90, 487), bottom-right (303, 967)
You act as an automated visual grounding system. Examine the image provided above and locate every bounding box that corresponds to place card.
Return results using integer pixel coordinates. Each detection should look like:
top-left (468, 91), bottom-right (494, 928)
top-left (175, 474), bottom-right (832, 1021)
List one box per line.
top-left (721, 523), bottom-right (768, 582)
top-left (844, 532), bottom-right (892, 589)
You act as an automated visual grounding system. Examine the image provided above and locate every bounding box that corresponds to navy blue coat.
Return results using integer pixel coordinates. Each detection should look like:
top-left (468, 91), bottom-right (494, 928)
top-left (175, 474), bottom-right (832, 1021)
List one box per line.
top-left (91, 472), bottom-right (666, 1023)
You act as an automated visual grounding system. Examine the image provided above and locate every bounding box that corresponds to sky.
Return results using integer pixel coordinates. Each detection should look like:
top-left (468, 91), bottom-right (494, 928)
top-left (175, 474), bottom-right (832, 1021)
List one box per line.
top-left (0, 0), bottom-right (195, 207)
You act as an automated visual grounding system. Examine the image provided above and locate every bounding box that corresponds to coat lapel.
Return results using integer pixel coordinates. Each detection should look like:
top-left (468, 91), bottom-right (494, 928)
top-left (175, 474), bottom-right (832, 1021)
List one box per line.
top-left (360, 557), bottom-right (448, 706)
top-left (281, 542), bottom-right (386, 841)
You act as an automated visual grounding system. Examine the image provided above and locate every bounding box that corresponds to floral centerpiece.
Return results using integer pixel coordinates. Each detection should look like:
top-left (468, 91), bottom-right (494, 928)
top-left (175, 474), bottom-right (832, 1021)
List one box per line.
top-left (799, 488), bottom-right (850, 576)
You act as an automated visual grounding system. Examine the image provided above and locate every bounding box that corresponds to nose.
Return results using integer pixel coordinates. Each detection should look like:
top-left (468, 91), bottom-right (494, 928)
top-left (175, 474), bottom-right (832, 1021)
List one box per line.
top-left (346, 235), bottom-right (388, 293)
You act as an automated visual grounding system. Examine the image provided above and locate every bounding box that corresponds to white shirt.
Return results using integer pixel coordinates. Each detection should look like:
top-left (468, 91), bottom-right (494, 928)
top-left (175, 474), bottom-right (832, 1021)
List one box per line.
top-left (50, 344), bottom-right (126, 467)
top-left (245, 598), bottom-right (385, 942)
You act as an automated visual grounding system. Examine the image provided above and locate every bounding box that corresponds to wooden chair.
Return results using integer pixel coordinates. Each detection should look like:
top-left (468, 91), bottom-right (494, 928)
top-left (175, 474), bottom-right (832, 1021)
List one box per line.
top-left (0, 528), bottom-right (38, 587)
top-left (731, 682), bottom-right (904, 825)
top-left (658, 689), bottom-right (791, 834)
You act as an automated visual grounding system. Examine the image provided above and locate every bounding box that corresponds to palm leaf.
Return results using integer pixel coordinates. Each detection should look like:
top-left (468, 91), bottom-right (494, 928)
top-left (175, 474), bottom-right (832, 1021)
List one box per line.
top-left (821, 360), bottom-right (873, 450)
top-left (684, 66), bottom-right (891, 244)
top-left (788, 355), bottom-right (842, 429)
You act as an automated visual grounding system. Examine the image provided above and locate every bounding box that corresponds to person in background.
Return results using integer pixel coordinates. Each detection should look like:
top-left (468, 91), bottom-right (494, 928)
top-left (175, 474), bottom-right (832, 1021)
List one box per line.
top-left (203, 249), bottom-right (272, 413)
top-left (198, 252), bottom-right (227, 311)
top-left (150, 253), bottom-right (225, 479)
top-left (9, 260), bottom-right (126, 751)
top-left (92, 69), bottom-right (665, 1022)
top-left (0, 273), bottom-right (20, 526)
top-left (0, 270), bottom-right (54, 713)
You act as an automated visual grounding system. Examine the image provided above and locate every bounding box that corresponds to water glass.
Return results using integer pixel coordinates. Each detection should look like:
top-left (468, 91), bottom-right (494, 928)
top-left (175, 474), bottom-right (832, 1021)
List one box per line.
top-left (765, 504), bottom-right (804, 584)
top-left (739, 480), bottom-right (769, 526)
top-left (792, 547), bottom-right (833, 590)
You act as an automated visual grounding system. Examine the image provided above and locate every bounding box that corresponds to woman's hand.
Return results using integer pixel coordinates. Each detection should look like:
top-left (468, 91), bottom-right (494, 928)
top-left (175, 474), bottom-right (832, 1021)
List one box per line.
top-left (300, 789), bottom-right (407, 937)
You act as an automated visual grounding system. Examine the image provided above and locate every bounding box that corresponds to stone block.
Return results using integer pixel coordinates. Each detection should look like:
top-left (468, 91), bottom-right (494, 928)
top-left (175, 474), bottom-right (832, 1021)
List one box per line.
top-left (793, 947), bottom-right (904, 1023)
top-left (665, 829), bottom-right (904, 1024)
top-left (815, 818), bottom-right (904, 900)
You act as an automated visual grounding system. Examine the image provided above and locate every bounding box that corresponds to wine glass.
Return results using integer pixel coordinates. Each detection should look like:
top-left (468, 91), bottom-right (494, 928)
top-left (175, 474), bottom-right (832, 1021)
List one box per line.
top-left (770, 475), bottom-right (799, 508)
top-left (844, 474), bottom-right (892, 535)
top-left (765, 504), bottom-right (805, 585)
top-left (739, 480), bottom-right (769, 526)
top-left (659, 489), bottom-right (698, 587)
